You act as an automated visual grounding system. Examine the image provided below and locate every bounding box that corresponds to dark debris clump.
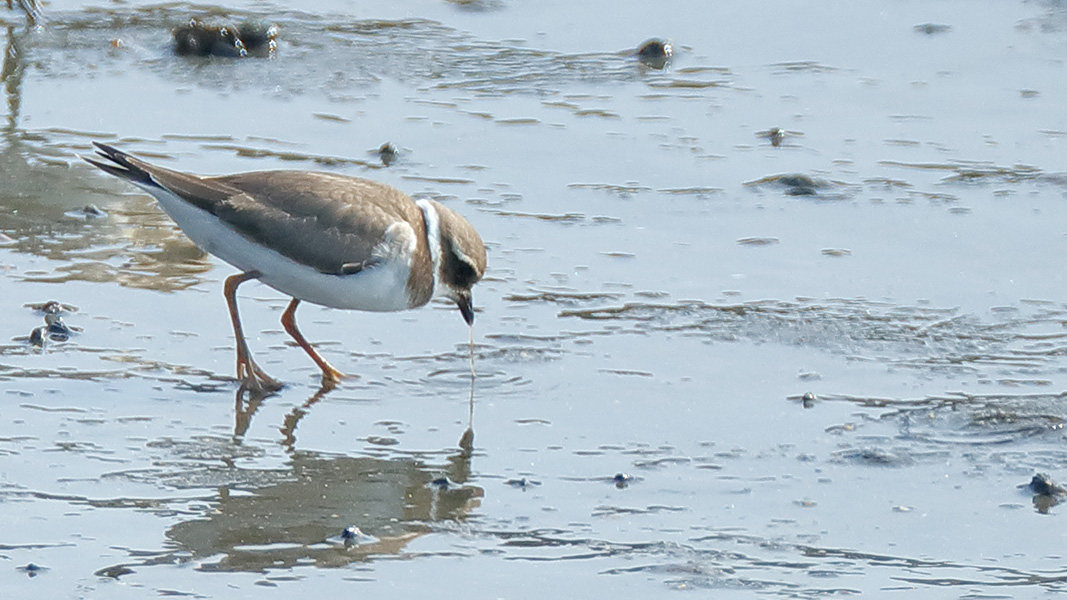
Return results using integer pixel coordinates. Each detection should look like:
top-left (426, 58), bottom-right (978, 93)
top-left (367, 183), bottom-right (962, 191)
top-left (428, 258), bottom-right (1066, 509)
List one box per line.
top-left (173, 19), bottom-right (278, 58)
top-left (23, 300), bottom-right (80, 346)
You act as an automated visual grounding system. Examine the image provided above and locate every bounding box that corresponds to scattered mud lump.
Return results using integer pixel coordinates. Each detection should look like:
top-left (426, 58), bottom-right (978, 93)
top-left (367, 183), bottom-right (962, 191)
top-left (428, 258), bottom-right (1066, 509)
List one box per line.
top-left (834, 447), bottom-right (913, 467)
top-left (17, 563), bottom-right (46, 577)
top-left (1022, 473), bottom-right (1066, 497)
top-left (338, 526), bottom-right (379, 547)
top-left (636, 38), bottom-right (673, 69)
top-left (173, 19), bottom-right (278, 58)
top-left (24, 300), bottom-right (80, 345)
top-left (378, 142), bottom-right (398, 166)
top-left (94, 565), bottom-right (135, 579)
top-left (44, 312), bottom-right (75, 340)
top-left (66, 204), bottom-right (108, 220)
top-left (428, 476), bottom-right (456, 490)
top-left (758, 127), bottom-right (786, 147)
top-left (914, 23), bottom-right (951, 35)
top-left (745, 173), bottom-right (842, 197)
top-left (1022, 474), bottom-right (1065, 514)
top-left (778, 174), bottom-right (818, 196)
top-left (756, 128), bottom-right (802, 148)
top-left (787, 392), bottom-right (818, 408)
top-left (505, 477), bottom-right (541, 489)
top-left (27, 300), bottom-right (76, 315)
top-left (82, 204), bottom-right (107, 218)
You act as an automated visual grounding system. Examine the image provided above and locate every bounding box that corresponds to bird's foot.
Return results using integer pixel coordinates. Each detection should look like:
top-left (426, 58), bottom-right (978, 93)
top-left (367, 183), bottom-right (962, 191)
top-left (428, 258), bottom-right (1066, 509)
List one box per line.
top-left (241, 373), bottom-right (284, 395)
top-left (319, 364), bottom-right (347, 388)
top-left (237, 358), bottom-right (283, 394)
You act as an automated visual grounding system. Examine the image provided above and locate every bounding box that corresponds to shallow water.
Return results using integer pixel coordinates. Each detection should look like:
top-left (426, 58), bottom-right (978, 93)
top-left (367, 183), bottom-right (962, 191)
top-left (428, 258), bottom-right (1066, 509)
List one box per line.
top-left (4, 0), bottom-right (1067, 597)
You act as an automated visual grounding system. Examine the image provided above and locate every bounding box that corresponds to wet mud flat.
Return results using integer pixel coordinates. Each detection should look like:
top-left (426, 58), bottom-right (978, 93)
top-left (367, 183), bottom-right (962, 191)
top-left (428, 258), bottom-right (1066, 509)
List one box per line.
top-left (5, 0), bottom-right (1067, 597)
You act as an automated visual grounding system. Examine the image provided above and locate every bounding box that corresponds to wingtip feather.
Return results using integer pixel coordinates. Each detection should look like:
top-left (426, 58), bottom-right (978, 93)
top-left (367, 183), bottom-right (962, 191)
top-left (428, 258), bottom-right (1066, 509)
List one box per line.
top-left (83, 141), bottom-right (155, 186)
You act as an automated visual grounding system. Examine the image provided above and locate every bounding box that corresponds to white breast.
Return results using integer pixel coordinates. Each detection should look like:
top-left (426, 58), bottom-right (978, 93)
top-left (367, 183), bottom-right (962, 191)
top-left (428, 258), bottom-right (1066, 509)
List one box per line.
top-left (142, 184), bottom-right (415, 312)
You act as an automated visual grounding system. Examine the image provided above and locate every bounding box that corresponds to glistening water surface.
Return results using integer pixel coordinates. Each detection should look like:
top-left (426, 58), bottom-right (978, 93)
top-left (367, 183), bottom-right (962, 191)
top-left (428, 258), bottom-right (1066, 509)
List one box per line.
top-left (3, 0), bottom-right (1067, 597)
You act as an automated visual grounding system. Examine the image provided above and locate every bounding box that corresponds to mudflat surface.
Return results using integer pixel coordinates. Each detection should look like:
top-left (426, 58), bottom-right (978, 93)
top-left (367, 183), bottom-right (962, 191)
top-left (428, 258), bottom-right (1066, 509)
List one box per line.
top-left (3, 1), bottom-right (1067, 597)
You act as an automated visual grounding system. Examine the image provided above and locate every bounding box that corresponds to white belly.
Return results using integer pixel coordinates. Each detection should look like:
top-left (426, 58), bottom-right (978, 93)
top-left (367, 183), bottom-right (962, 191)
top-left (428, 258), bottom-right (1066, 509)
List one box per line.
top-left (144, 184), bottom-right (413, 311)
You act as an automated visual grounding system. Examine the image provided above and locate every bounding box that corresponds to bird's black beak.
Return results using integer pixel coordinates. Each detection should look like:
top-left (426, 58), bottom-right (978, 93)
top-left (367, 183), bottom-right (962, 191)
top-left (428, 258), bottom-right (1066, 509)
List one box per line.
top-left (457, 292), bottom-right (475, 326)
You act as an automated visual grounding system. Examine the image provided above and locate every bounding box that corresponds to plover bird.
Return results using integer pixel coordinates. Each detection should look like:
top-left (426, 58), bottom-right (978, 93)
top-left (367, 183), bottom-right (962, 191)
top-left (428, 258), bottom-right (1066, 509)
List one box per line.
top-left (84, 142), bottom-right (487, 392)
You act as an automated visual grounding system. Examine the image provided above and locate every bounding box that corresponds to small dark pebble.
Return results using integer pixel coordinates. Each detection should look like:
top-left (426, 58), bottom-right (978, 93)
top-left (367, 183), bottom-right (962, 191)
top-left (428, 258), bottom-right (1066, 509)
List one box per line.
top-left (753, 173), bottom-right (824, 196)
top-left (1021, 473), bottom-right (1067, 497)
top-left (45, 313), bottom-right (75, 337)
top-left (378, 143), bottom-right (398, 166)
top-left (29, 326), bottom-right (46, 346)
top-left (758, 127), bottom-right (786, 147)
top-left (44, 313), bottom-right (80, 340)
top-left (505, 477), bottom-right (541, 489)
top-left (428, 476), bottom-right (455, 490)
top-left (914, 23), bottom-right (951, 36)
top-left (802, 392), bottom-right (816, 408)
top-left (24, 301), bottom-right (80, 345)
top-left (82, 204), bottom-right (106, 218)
top-left (613, 472), bottom-right (634, 488)
top-left (26, 300), bottom-right (76, 315)
top-left (17, 563), bottom-right (47, 577)
top-left (635, 38), bottom-right (673, 69)
top-left (338, 525), bottom-right (378, 546)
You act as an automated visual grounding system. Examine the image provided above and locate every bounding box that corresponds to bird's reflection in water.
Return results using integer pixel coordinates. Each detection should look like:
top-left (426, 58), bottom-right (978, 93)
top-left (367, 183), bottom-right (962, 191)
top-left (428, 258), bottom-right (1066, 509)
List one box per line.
top-left (162, 447), bottom-right (482, 573)
top-left (3, 23), bottom-right (25, 149)
top-left (231, 379), bottom-right (336, 444)
top-left (4, 0), bottom-right (41, 27)
top-left (101, 379), bottom-right (486, 575)
top-left (232, 383), bottom-right (272, 439)
top-left (278, 382), bottom-right (335, 450)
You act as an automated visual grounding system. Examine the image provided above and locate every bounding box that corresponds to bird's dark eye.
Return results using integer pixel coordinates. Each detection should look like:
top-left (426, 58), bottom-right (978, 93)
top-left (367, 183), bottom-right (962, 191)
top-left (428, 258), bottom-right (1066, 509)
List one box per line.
top-left (453, 257), bottom-right (479, 288)
top-left (441, 235), bottom-right (481, 289)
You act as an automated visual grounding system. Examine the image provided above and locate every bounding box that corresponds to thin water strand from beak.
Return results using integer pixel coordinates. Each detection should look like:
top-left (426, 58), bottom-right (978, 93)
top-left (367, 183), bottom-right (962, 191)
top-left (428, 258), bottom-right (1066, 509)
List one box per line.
top-left (468, 324), bottom-right (476, 382)
top-left (467, 324), bottom-right (476, 438)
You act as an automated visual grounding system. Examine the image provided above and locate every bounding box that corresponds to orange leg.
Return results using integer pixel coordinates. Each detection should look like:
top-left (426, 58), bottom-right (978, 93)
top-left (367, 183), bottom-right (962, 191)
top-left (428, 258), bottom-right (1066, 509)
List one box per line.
top-left (281, 298), bottom-right (345, 386)
top-left (224, 272), bottom-right (283, 393)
